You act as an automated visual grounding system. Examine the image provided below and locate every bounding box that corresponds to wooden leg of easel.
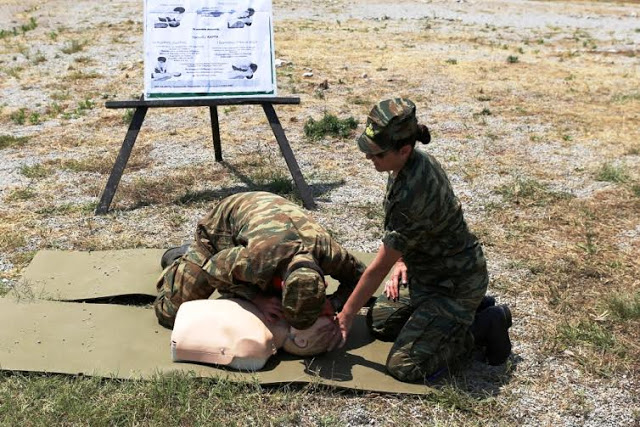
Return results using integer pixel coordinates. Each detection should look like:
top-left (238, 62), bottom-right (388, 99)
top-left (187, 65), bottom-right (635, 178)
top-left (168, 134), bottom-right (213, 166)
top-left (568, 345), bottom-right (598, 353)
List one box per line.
top-left (95, 107), bottom-right (148, 215)
top-left (261, 103), bottom-right (316, 210)
top-left (209, 106), bottom-right (222, 162)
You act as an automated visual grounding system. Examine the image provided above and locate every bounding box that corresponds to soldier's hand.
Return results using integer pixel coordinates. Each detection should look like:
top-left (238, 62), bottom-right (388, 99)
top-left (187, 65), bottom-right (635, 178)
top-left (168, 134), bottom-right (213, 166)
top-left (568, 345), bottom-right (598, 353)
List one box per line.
top-left (384, 260), bottom-right (408, 302)
top-left (327, 310), bottom-right (353, 351)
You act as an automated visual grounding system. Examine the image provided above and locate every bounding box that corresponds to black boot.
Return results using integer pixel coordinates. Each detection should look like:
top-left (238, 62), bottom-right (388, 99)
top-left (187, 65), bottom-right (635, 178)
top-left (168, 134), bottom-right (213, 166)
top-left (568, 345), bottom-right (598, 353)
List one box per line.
top-left (471, 304), bottom-right (512, 365)
top-left (160, 243), bottom-right (190, 269)
top-left (476, 295), bottom-right (496, 313)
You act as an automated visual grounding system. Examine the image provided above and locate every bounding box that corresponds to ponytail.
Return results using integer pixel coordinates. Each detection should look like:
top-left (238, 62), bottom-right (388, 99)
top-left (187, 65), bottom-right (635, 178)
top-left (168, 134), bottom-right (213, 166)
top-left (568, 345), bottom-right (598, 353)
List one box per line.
top-left (417, 124), bottom-right (431, 145)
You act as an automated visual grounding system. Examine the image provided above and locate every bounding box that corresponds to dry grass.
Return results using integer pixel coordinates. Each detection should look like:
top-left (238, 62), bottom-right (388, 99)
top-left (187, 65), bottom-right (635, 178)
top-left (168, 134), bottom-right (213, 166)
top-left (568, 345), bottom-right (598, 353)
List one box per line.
top-left (1, 0), bottom-right (639, 424)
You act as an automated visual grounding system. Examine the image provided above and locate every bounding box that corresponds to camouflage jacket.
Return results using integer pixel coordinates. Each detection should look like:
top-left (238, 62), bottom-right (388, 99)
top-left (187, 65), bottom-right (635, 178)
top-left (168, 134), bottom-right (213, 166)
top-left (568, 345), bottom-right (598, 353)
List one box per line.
top-left (184, 191), bottom-right (365, 327)
top-left (382, 150), bottom-right (479, 277)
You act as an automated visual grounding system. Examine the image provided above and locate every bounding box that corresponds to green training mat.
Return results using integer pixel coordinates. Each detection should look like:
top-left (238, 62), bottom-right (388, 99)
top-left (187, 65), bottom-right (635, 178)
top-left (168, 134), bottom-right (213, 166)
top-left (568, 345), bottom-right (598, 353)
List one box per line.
top-left (0, 298), bottom-right (430, 394)
top-left (18, 249), bottom-right (377, 301)
top-left (19, 249), bottom-right (166, 301)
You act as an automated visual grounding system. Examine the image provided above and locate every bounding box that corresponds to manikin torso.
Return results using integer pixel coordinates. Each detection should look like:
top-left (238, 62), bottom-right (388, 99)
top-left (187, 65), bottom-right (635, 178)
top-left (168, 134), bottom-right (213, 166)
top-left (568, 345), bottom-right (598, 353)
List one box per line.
top-left (171, 298), bottom-right (333, 371)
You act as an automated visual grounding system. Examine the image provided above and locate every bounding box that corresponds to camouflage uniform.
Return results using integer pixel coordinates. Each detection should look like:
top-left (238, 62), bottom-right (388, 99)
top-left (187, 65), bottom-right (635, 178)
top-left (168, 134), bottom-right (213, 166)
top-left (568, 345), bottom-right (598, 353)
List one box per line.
top-left (359, 99), bottom-right (488, 383)
top-left (154, 191), bottom-right (365, 330)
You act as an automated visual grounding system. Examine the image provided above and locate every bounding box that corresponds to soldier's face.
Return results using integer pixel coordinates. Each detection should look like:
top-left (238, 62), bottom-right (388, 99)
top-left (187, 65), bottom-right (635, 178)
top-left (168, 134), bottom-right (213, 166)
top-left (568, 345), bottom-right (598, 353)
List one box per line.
top-left (366, 145), bottom-right (412, 174)
top-left (365, 149), bottom-right (397, 172)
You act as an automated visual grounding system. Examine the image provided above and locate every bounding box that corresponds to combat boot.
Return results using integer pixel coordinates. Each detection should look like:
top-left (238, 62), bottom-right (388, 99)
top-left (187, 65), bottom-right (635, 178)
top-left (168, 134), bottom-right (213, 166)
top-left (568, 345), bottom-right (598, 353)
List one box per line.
top-left (160, 243), bottom-right (190, 269)
top-left (471, 304), bottom-right (512, 365)
top-left (476, 295), bottom-right (496, 313)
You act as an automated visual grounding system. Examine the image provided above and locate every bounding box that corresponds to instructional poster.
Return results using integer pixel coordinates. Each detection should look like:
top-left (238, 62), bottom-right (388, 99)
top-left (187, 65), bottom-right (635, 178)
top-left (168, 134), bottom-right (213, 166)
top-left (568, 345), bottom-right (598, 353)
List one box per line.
top-left (144, 0), bottom-right (276, 99)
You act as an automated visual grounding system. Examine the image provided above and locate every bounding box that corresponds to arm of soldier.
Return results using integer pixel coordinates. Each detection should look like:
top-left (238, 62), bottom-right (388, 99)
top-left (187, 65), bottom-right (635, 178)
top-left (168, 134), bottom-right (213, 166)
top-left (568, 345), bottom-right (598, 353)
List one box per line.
top-left (315, 237), bottom-right (367, 286)
top-left (202, 247), bottom-right (286, 322)
top-left (329, 244), bottom-right (402, 350)
top-left (201, 246), bottom-right (260, 301)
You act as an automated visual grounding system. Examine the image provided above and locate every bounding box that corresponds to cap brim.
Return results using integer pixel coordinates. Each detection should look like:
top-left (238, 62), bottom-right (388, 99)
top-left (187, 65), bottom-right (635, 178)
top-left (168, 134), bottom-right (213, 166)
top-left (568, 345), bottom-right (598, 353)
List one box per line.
top-left (357, 132), bottom-right (386, 155)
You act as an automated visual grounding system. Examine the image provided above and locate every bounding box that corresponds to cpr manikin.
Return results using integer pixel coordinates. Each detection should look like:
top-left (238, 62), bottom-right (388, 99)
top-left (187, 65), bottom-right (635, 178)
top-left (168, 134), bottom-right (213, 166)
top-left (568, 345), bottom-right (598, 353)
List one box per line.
top-left (171, 299), bottom-right (335, 371)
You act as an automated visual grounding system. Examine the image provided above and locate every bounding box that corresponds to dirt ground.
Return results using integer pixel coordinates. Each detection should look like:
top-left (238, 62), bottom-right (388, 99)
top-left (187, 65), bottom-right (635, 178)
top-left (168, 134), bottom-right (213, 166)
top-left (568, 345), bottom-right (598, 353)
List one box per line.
top-left (1, 0), bottom-right (639, 425)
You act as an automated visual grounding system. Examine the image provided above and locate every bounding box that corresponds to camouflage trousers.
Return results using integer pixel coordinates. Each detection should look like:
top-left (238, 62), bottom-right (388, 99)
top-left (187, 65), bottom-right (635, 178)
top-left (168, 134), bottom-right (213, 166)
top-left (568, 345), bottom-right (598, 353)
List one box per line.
top-left (154, 244), bottom-right (222, 329)
top-left (367, 244), bottom-right (488, 383)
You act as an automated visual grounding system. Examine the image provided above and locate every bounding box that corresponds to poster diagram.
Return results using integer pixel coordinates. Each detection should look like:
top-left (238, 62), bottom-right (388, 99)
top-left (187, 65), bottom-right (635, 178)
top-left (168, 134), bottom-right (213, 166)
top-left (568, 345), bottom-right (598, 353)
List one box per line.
top-left (144, 0), bottom-right (276, 99)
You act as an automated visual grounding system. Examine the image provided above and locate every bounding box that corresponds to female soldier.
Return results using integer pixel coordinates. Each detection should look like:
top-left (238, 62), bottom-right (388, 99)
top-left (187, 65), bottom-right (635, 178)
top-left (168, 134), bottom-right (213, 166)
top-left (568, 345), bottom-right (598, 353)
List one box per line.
top-left (331, 98), bottom-right (512, 383)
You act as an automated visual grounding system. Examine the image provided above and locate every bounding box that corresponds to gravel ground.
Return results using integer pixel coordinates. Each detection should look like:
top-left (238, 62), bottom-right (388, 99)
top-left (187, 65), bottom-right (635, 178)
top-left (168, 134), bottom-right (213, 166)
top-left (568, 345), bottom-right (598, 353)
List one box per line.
top-left (1, 0), bottom-right (639, 425)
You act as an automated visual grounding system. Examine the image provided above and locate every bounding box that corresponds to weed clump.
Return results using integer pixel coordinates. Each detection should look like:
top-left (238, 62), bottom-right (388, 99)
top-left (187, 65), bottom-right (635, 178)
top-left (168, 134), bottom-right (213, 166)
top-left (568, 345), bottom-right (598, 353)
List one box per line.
top-left (0, 135), bottom-right (30, 150)
top-left (596, 163), bottom-right (629, 183)
top-left (303, 113), bottom-right (357, 141)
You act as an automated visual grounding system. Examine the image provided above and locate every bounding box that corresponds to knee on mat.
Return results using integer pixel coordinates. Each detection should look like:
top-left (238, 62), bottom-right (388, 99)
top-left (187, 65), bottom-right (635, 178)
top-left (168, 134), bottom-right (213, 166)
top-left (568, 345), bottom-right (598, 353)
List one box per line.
top-left (385, 349), bottom-right (442, 383)
top-left (366, 300), bottom-right (412, 342)
top-left (154, 297), bottom-right (177, 329)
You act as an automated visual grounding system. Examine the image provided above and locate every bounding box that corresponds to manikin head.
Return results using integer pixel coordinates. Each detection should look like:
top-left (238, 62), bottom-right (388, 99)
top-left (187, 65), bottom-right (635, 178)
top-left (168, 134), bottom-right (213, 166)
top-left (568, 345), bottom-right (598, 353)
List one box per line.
top-left (171, 298), bottom-right (335, 371)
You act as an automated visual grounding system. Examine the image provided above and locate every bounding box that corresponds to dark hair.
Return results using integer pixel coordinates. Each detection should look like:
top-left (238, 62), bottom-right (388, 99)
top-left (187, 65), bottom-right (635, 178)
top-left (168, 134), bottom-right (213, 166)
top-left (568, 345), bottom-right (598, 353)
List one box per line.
top-left (391, 124), bottom-right (431, 151)
top-left (157, 56), bottom-right (167, 62)
top-left (416, 124), bottom-right (431, 145)
top-left (174, 7), bottom-right (185, 13)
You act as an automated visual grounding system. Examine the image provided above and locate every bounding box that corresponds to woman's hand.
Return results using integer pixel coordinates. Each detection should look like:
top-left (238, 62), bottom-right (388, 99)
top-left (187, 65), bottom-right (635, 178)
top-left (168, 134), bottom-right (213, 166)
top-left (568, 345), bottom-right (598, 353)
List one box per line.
top-left (251, 294), bottom-right (283, 323)
top-left (384, 259), bottom-right (408, 302)
top-left (327, 310), bottom-right (355, 351)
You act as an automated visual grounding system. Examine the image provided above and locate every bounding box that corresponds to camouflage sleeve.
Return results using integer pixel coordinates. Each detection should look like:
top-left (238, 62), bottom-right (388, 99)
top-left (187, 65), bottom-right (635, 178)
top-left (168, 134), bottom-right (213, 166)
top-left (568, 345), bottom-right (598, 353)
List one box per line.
top-left (382, 207), bottom-right (415, 253)
top-left (313, 237), bottom-right (366, 286)
top-left (200, 246), bottom-right (264, 301)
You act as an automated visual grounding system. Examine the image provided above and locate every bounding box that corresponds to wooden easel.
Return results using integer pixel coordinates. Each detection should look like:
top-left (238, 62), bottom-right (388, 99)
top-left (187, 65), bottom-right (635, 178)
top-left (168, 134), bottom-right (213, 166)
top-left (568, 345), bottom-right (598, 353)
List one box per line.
top-left (95, 96), bottom-right (316, 215)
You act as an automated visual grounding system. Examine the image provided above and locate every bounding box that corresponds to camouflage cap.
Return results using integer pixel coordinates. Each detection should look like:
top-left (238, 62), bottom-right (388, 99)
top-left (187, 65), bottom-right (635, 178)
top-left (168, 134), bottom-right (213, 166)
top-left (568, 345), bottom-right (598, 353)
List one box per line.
top-left (357, 98), bottom-right (418, 155)
top-left (282, 265), bottom-right (326, 330)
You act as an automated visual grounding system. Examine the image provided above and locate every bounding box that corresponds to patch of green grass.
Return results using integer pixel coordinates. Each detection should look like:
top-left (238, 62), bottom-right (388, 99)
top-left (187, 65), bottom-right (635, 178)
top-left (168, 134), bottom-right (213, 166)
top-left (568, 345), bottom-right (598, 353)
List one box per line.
top-left (595, 163), bottom-right (629, 183)
top-left (46, 102), bottom-right (64, 117)
top-left (0, 232), bottom-right (26, 253)
top-left (29, 112), bottom-right (41, 125)
top-left (19, 164), bottom-right (52, 179)
top-left (264, 176), bottom-right (294, 194)
top-left (577, 230), bottom-right (598, 255)
top-left (52, 156), bottom-right (113, 174)
top-left (35, 202), bottom-right (98, 215)
top-left (0, 135), bottom-right (30, 150)
top-left (612, 92), bottom-right (640, 103)
top-left (10, 109), bottom-right (26, 125)
top-left (606, 292), bottom-right (640, 321)
top-left (61, 39), bottom-right (88, 54)
top-left (20, 17), bottom-right (38, 33)
top-left (303, 113), bottom-right (358, 141)
top-left (51, 91), bottom-right (71, 101)
top-left (631, 184), bottom-right (640, 197)
top-left (6, 188), bottom-right (36, 202)
top-left (557, 320), bottom-right (619, 353)
top-left (3, 65), bottom-right (24, 79)
top-left (61, 99), bottom-right (96, 119)
top-left (496, 176), bottom-right (573, 206)
top-left (77, 98), bottom-right (95, 111)
top-left (122, 108), bottom-right (135, 124)
top-left (0, 17), bottom-right (37, 39)
top-left (507, 55), bottom-right (519, 64)
top-left (445, 58), bottom-right (458, 65)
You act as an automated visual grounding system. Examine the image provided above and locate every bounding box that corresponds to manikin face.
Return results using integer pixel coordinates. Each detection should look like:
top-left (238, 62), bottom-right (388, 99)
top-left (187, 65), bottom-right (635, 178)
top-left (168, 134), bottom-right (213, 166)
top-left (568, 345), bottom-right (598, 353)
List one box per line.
top-left (281, 316), bottom-right (335, 356)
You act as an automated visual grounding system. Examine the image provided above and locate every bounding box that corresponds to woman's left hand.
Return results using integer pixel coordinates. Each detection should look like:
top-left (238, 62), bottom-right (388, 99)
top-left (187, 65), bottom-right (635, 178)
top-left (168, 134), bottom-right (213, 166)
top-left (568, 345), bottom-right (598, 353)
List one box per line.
top-left (384, 260), bottom-right (408, 302)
